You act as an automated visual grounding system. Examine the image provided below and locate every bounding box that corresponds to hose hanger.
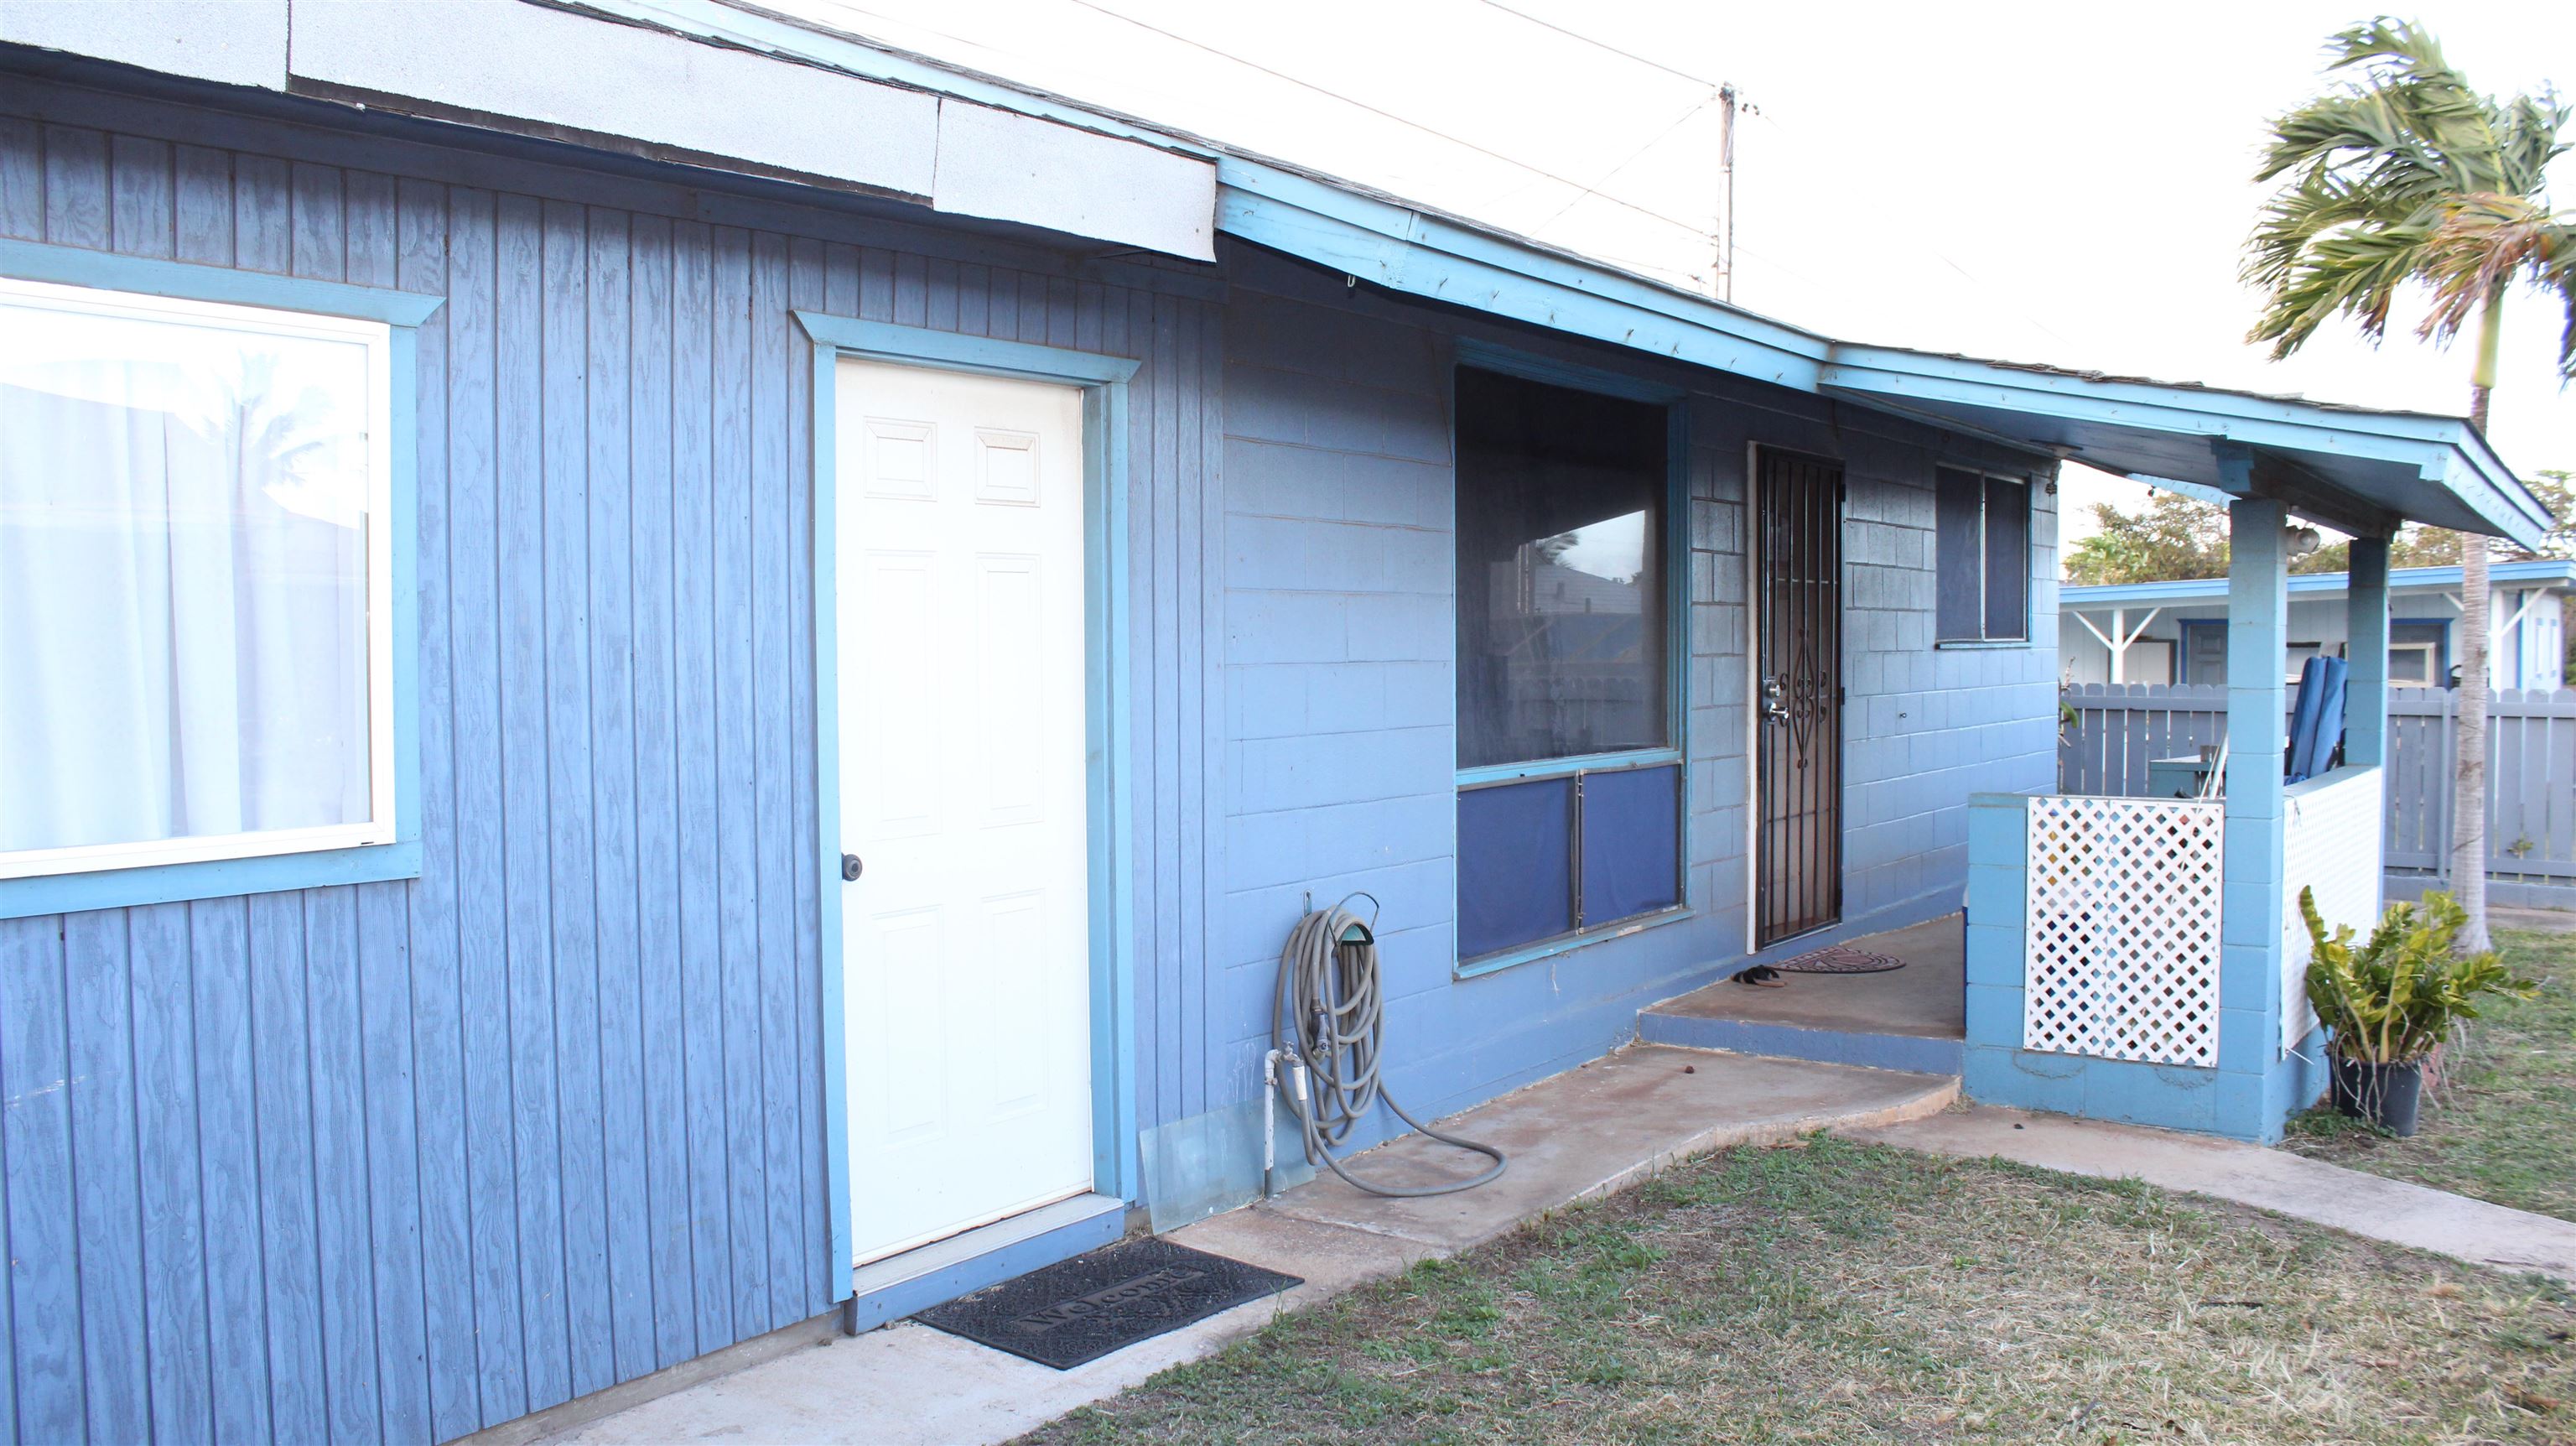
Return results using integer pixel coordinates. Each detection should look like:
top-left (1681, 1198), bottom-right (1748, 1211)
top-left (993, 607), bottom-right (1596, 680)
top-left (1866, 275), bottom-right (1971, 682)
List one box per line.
top-left (1264, 895), bottom-right (1509, 1199)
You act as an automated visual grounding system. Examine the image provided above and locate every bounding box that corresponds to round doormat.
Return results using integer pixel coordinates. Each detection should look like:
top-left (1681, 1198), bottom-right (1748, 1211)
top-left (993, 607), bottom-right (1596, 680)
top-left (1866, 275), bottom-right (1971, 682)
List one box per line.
top-left (1772, 944), bottom-right (1908, 975)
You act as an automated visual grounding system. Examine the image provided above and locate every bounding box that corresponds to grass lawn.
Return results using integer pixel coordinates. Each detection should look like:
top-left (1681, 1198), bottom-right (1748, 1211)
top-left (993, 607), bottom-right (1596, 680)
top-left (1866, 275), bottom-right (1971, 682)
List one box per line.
top-left (1026, 1136), bottom-right (2576, 1445)
top-left (2285, 925), bottom-right (2576, 1224)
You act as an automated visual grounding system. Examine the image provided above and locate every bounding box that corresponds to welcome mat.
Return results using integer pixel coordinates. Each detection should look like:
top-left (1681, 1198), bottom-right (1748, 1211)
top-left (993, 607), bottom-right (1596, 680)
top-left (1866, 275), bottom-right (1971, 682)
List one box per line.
top-left (914, 1237), bottom-right (1302, 1370)
top-left (1774, 944), bottom-right (1908, 975)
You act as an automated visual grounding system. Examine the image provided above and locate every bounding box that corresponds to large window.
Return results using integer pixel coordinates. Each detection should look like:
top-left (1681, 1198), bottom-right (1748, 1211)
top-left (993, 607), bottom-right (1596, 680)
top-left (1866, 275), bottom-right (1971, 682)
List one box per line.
top-left (0, 275), bottom-right (395, 882)
top-left (1453, 367), bottom-right (1679, 966)
top-left (1935, 466), bottom-right (2029, 642)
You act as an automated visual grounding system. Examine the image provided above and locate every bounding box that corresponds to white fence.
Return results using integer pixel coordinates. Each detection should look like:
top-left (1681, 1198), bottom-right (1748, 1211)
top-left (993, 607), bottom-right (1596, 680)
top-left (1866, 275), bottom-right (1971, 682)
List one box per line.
top-left (2059, 684), bottom-right (2576, 904)
top-left (2279, 767), bottom-right (2384, 1053)
top-left (2022, 793), bottom-right (2223, 1067)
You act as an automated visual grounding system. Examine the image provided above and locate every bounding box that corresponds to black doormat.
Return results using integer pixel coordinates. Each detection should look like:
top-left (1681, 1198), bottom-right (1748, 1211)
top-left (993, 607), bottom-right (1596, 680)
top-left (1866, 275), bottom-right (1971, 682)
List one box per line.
top-left (914, 1237), bottom-right (1302, 1370)
top-left (1774, 944), bottom-right (1908, 975)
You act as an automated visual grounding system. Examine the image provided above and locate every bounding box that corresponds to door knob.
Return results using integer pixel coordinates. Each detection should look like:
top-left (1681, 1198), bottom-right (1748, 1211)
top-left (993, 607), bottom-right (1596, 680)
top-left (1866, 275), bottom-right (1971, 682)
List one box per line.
top-left (841, 853), bottom-right (864, 882)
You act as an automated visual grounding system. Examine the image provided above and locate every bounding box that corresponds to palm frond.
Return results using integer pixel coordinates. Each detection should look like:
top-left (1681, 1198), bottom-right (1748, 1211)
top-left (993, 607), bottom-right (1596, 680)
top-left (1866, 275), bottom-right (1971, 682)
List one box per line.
top-left (2416, 194), bottom-right (2568, 346)
top-left (2246, 16), bottom-right (2571, 370)
top-left (2246, 217), bottom-right (2438, 357)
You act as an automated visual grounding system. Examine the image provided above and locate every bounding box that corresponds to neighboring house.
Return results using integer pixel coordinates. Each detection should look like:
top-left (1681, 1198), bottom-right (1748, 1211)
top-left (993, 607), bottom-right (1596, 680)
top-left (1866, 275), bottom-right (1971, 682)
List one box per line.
top-left (2062, 559), bottom-right (2574, 689)
top-left (0, 3), bottom-right (2552, 1443)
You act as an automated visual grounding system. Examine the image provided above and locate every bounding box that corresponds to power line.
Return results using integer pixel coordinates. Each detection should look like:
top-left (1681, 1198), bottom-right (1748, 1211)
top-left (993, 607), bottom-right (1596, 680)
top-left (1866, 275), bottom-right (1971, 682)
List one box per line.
top-left (1470, 0), bottom-right (1723, 91)
top-left (1528, 92), bottom-right (1726, 237)
top-left (1062, 0), bottom-right (1717, 240)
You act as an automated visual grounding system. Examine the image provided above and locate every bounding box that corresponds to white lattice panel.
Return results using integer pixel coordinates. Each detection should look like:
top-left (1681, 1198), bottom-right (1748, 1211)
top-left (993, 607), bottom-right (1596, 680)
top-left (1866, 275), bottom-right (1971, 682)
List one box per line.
top-left (2024, 795), bottom-right (2224, 1066)
top-left (2280, 768), bottom-right (2385, 1053)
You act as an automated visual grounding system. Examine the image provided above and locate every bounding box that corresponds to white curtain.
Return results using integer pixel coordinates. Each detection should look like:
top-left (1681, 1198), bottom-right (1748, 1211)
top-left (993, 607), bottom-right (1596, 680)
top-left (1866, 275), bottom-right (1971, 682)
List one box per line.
top-left (0, 304), bottom-right (371, 856)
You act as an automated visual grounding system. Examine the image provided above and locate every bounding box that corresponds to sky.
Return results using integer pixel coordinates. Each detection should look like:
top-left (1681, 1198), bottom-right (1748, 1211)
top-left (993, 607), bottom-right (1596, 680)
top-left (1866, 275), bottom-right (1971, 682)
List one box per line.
top-left (780, 0), bottom-right (2575, 554)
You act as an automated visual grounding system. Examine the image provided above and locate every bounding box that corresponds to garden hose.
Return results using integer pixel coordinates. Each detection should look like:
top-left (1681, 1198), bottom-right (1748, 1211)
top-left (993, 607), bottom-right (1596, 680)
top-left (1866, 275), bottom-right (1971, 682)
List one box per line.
top-left (1272, 903), bottom-right (1509, 1198)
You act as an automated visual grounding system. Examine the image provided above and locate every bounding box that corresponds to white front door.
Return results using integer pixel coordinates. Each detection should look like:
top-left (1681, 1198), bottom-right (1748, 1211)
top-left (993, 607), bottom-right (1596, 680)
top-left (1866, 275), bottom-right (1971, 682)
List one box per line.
top-left (837, 357), bottom-right (1094, 1267)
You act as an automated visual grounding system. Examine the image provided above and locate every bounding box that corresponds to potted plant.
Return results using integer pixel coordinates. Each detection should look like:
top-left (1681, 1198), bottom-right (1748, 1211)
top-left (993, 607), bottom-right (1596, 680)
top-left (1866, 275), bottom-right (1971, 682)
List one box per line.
top-left (2299, 887), bottom-right (2533, 1136)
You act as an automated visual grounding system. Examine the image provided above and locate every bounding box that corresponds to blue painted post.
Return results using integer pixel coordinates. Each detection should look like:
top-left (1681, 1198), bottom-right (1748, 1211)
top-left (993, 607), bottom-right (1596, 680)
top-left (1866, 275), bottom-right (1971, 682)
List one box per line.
top-left (2345, 537), bottom-right (2391, 767)
top-left (2218, 476), bottom-right (2289, 1140)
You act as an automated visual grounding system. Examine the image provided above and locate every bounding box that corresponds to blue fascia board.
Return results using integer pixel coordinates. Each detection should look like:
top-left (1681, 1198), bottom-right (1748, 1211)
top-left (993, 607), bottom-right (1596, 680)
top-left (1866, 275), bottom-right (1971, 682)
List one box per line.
top-left (2127, 473), bottom-right (2236, 507)
top-left (1821, 349), bottom-right (2548, 549)
top-left (2423, 445), bottom-right (2554, 553)
top-left (1216, 173), bottom-right (1829, 393)
top-left (1823, 344), bottom-right (2465, 447)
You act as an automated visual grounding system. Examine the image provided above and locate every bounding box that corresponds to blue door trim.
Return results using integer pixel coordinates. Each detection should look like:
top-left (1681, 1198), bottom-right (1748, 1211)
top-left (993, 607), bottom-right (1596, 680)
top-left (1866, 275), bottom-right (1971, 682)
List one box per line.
top-left (2178, 617), bottom-right (2228, 685)
top-left (796, 314), bottom-right (1140, 1300)
top-left (2391, 615), bottom-right (2453, 688)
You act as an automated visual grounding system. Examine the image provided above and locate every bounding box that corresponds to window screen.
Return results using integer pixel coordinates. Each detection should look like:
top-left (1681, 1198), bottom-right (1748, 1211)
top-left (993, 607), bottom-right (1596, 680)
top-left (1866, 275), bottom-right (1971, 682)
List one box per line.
top-left (1935, 466), bottom-right (2029, 642)
top-left (1981, 476), bottom-right (2028, 639)
top-left (1455, 368), bottom-right (1667, 769)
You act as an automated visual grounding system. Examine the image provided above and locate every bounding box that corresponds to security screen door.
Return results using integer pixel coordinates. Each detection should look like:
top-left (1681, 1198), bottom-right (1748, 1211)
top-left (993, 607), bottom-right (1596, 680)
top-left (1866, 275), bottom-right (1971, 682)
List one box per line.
top-left (836, 357), bottom-right (1093, 1267)
top-left (1754, 449), bottom-right (1844, 947)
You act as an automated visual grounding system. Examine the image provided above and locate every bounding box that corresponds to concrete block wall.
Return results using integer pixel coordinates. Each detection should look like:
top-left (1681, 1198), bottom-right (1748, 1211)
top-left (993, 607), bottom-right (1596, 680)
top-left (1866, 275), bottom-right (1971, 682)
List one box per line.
top-left (1156, 240), bottom-right (2064, 1219)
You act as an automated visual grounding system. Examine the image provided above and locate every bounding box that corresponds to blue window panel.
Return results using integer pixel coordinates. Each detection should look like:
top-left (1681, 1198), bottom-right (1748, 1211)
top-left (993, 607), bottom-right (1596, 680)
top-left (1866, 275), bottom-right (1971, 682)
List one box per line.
top-left (1579, 764), bottom-right (1680, 923)
top-left (1458, 778), bottom-right (1573, 959)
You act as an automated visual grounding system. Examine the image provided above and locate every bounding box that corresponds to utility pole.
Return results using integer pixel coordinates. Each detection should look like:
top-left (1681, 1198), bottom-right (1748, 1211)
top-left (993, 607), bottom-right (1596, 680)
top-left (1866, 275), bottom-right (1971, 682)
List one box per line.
top-left (1715, 84), bottom-right (1737, 303)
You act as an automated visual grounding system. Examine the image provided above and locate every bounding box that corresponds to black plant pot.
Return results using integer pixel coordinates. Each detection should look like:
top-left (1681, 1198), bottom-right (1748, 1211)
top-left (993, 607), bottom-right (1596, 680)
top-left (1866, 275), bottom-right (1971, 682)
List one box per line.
top-left (2329, 1055), bottom-right (2425, 1137)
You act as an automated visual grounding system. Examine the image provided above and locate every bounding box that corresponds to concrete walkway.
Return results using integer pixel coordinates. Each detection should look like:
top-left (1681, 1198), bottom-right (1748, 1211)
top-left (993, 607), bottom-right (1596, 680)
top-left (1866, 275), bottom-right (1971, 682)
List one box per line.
top-left (538, 1046), bottom-right (1955, 1445)
top-left (1847, 1105), bottom-right (2576, 1282)
top-left (2496, 905), bottom-right (2576, 935)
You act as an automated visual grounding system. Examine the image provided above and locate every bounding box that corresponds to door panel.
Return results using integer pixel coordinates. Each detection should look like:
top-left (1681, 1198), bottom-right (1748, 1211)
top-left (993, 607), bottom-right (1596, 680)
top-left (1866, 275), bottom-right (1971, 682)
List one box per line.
top-left (1755, 450), bottom-right (1843, 947)
top-left (837, 358), bottom-right (1093, 1267)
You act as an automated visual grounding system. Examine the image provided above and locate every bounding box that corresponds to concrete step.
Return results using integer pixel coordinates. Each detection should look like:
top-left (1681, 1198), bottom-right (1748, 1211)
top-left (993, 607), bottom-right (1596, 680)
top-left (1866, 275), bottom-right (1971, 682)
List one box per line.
top-left (1636, 913), bottom-right (1967, 1074)
top-left (1638, 1007), bottom-right (1966, 1075)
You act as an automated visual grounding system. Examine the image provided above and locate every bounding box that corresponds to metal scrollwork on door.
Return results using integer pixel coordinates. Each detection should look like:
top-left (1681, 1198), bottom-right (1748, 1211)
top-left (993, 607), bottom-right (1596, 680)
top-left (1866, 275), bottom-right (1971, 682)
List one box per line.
top-left (1784, 639), bottom-right (1827, 759)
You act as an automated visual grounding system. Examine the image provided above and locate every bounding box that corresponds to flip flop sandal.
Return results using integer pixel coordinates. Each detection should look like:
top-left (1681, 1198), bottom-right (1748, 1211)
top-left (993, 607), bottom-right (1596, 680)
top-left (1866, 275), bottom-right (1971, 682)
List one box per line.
top-left (1735, 965), bottom-right (1785, 987)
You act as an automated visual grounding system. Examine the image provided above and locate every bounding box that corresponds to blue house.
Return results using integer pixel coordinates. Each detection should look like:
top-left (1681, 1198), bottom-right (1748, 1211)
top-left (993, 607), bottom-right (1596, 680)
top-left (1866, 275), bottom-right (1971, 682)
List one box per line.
top-left (2064, 558), bottom-right (2573, 689)
top-left (0, 3), bottom-right (2553, 1442)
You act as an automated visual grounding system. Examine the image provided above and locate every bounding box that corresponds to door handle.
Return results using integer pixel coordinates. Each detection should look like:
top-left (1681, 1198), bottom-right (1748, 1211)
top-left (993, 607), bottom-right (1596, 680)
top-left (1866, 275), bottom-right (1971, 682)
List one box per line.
top-left (1760, 675), bottom-right (1789, 724)
top-left (841, 853), bottom-right (864, 882)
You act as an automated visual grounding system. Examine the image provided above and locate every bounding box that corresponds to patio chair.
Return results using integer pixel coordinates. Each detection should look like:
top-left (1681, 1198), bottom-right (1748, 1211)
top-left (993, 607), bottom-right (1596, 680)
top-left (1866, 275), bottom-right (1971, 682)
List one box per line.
top-left (2285, 653), bottom-right (2349, 784)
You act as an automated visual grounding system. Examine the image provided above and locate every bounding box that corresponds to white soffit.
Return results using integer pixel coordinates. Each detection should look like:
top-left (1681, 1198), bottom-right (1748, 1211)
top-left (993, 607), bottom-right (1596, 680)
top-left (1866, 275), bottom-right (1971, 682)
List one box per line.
top-left (931, 101), bottom-right (1216, 262)
top-left (287, 0), bottom-right (940, 200)
top-left (3, 0), bottom-right (288, 90)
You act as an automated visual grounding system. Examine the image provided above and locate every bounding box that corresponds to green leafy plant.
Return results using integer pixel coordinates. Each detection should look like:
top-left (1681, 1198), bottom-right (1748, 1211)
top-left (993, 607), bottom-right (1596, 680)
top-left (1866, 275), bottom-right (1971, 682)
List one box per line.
top-left (2302, 887), bottom-right (2535, 1064)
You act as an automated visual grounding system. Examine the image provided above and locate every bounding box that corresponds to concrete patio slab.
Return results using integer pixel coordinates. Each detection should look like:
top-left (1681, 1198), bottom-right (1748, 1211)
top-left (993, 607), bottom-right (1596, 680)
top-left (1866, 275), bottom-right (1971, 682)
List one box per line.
top-left (1848, 1105), bottom-right (2576, 1282)
top-left (1638, 915), bottom-right (1965, 1074)
top-left (538, 1045), bottom-right (1954, 1446)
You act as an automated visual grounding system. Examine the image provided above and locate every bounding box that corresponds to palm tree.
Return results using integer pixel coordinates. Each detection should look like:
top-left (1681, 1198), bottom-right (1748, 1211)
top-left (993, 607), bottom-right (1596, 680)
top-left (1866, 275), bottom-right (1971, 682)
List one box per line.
top-left (2245, 18), bottom-right (2573, 951)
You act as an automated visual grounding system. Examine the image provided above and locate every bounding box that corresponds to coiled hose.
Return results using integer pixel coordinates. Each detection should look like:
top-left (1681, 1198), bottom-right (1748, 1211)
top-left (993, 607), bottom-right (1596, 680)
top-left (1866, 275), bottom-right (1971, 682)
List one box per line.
top-left (1272, 905), bottom-right (1508, 1198)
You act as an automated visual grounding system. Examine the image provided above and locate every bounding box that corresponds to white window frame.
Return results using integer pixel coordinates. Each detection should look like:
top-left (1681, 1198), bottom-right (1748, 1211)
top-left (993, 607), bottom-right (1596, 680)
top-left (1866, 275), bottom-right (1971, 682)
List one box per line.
top-left (0, 276), bottom-right (398, 881)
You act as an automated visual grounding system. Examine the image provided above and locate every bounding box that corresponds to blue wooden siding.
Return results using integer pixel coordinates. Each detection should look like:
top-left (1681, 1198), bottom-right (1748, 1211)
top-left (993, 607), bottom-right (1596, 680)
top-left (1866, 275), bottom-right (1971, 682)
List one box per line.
top-left (1, 68), bottom-right (2061, 1446)
top-left (0, 78), bottom-right (1218, 1443)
